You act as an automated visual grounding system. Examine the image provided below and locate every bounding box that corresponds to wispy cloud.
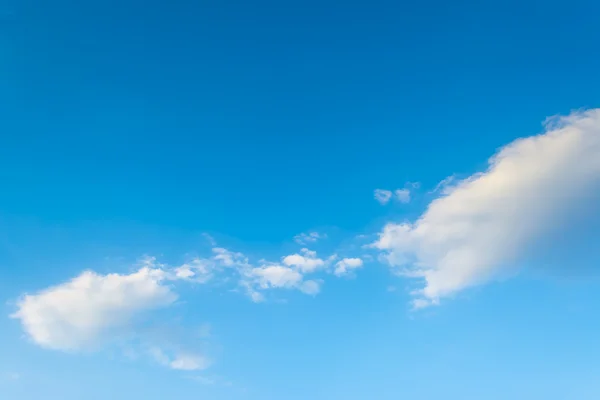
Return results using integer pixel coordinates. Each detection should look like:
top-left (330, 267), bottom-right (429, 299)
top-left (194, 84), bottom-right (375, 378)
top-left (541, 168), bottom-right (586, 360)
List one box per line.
top-left (374, 189), bottom-right (393, 204)
top-left (375, 182), bottom-right (419, 205)
top-left (394, 189), bottom-right (411, 203)
top-left (293, 231), bottom-right (326, 245)
top-left (148, 346), bottom-right (210, 371)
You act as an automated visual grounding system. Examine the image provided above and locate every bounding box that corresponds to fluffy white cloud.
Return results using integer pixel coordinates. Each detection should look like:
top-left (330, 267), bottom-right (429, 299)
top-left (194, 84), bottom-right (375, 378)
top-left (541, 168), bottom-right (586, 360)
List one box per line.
top-left (374, 189), bottom-right (393, 204)
top-left (334, 258), bottom-right (364, 277)
top-left (375, 110), bottom-right (600, 307)
top-left (294, 231), bottom-right (326, 245)
top-left (282, 248), bottom-right (325, 273)
top-left (252, 265), bottom-right (304, 288)
top-left (249, 264), bottom-right (322, 296)
top-left (12, 267), bottom-right (177, 351)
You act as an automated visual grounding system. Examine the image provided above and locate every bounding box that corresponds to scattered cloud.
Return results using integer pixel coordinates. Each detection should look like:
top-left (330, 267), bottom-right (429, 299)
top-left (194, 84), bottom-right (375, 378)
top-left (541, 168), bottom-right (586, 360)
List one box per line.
top-left (334, 258), bottom-right (364, 277)
top-left (11, 110), bottom-right (600, 383)
top-left (294, 231), bottom-right (326, 245)
top-left (374, 109), bottom-right (600, 307)
top-left (374, 189), bottom-right (393, 204)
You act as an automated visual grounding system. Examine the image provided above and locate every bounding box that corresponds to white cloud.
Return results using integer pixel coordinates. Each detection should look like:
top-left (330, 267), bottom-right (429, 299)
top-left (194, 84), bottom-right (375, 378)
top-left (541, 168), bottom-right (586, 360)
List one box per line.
top-left (174, 265), bottom-right (196, 279)
top-left (166, 245), bottom-right (333, 301)
top-left (374, 109), bottom-right (600, 307)
top-left (11, 267), bottom-right (177, 351)
top-left (212, 247), bottom-right (249, 268)
top-left (334, 258), bottom-right (364, 277)
top-left (252, 265), bottom-right (303, 289)
top-left (282, 248), bottom-right (325, 273)
top-left (170, 354), bottom-right (210, 371)
top-left (11, 237), bottom-right (345, 363)
top-left (247, 263), bottom-right (322, 297)
top-left (394, 189), bottom-right (411, 203)
top-left (249, 290), bottom-right (265, 303)
top-left (172, 258), bottom-right (214, 282)
top-left (376, 184), bottom-right (417, 205)
top-left (294, 231), bottom-right (326, 245)
top-left (149, 347), bottom-right (210, 371)
top-left (374, 189), bottom-right (393, 204)
top-left (11, 240), bottom-right (342, 371)
top-left (429, 175), bottom-right (456, 194)
top-left (299, 280), bottom-right (322, 295)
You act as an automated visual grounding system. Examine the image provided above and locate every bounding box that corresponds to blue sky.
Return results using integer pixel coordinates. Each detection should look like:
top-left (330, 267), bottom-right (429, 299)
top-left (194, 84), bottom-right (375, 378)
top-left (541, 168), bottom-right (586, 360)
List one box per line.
top-left (2, 0), bottom-right (600, 399)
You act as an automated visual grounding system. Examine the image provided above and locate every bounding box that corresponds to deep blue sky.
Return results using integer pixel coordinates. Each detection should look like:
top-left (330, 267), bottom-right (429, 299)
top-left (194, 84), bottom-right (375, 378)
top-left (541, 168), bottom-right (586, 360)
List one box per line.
top-left (2, 0), bottom-right (599, 240)
top-left (2, 1), bottom-right (600, 399)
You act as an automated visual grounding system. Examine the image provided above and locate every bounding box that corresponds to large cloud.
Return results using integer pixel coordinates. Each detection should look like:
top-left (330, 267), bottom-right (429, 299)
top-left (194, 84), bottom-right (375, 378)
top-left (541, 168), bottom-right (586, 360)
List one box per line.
top-left (11, 267), bottom-right (177, 351)
top-left (374, 109), bottom-right (600, 307)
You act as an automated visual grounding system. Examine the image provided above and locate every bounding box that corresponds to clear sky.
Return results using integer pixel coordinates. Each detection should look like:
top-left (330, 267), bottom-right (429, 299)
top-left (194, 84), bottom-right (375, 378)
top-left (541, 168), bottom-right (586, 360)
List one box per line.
top-left (2, 1), bottom-right (600, 399)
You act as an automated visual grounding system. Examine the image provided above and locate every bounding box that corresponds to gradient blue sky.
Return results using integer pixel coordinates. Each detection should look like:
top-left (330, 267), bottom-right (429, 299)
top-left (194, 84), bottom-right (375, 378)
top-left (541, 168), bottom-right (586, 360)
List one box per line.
top-left (2, 1), bottom-right (600, 399)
